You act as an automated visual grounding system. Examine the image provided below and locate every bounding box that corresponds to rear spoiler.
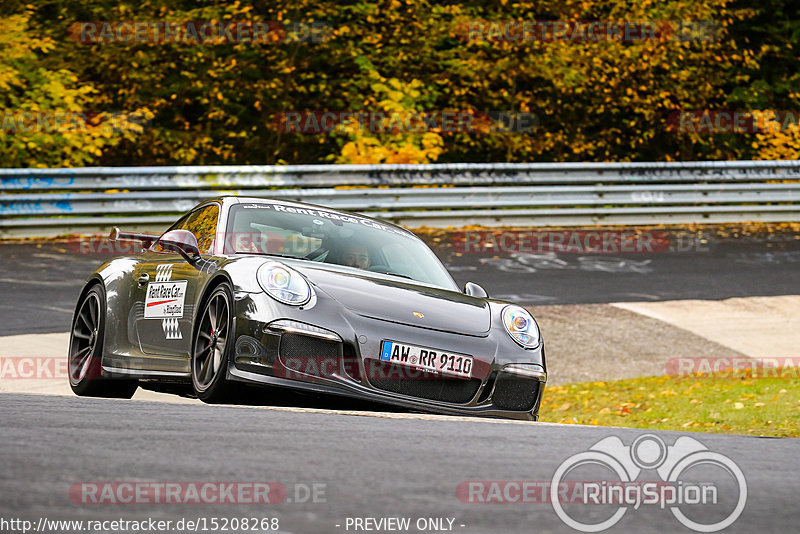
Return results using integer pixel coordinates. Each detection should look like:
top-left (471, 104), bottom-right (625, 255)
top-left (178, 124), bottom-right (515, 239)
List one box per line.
top-left (109, 227), bottom-right (159, 248)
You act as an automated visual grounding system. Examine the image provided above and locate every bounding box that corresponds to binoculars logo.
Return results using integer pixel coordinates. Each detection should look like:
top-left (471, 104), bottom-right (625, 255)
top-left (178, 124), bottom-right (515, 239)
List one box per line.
top-left (551, 434), bottom-right (747, 532)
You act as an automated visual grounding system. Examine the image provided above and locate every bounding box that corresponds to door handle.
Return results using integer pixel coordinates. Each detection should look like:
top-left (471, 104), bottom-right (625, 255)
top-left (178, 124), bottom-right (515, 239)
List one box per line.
top-left (138, 273), bottom-right (150, 287)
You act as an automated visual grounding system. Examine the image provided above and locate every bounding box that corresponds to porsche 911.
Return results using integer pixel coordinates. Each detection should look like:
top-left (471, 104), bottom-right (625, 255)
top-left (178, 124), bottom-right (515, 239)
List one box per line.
top-left (68, 197), bottom-right (547, 420)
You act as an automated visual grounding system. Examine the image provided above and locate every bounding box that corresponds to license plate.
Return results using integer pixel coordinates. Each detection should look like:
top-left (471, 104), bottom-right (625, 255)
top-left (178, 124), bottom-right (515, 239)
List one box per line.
top-left (379, 340), bottom-right (473, 378)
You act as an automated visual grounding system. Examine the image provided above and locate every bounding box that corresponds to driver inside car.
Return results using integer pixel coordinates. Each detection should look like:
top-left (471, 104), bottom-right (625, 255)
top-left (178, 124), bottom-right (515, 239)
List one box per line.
top-left (341, 243), bottom-right (371, 269)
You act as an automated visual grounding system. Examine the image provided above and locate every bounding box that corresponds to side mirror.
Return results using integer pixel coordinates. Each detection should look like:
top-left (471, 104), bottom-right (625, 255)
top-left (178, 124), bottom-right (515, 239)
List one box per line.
top-left (464, 281), bottom-right (488, 298)
top-left (157, 230), bottom-right (201, 263)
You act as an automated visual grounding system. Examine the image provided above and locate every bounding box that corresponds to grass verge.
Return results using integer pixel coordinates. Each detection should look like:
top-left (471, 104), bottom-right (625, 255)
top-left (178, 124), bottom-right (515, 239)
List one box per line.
top-left (540, 369), bottom-right (800, 437)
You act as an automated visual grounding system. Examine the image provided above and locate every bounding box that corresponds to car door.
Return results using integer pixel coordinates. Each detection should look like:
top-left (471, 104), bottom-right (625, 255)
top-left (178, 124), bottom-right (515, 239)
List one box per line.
top-left (132, 203), bottom-right (220, 369)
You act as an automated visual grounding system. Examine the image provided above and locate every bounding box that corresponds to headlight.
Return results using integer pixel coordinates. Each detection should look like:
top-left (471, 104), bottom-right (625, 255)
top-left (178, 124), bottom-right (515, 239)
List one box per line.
top-left (257, 261), bottom-right (311, 305)
top-left (501, 305), bottom-right (540, 348)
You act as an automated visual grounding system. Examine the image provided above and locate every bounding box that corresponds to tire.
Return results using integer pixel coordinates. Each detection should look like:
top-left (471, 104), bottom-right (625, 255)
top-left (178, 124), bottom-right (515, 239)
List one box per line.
top-left (68, 284), bottom-right (138, 398)
top-left (191, 283), bottom-right (235, 403)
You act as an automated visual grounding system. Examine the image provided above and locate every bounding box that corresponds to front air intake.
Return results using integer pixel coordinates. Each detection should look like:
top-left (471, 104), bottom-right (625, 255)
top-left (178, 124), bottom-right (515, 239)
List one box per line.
top-left (491, 372), bottom-right (541, 411)
top-left (278, 333), bottom-right (342, 379)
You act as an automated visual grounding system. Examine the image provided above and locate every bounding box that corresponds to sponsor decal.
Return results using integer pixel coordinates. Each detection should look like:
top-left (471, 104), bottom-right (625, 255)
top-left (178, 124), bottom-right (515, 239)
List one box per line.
top-left (144, 280), bottom-right (187, 319)
top-left (162, 317), bottom-right (182, 340)
top-left (155, 264), bottom-right (173, 282)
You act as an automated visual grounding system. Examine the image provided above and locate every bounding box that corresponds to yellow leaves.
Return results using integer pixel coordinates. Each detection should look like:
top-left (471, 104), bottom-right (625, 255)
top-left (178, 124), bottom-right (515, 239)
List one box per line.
top-left (752, 111), bottom-right (800, 160)
top-left (0, 11), bottom-right (154, 167)
top-left (335, 74), bottom-right (444, 164)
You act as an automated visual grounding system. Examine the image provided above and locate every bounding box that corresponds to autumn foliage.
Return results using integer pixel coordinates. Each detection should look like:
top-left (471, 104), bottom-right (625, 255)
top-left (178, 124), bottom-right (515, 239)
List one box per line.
top-left (1, 0), bottom-right (798, 167)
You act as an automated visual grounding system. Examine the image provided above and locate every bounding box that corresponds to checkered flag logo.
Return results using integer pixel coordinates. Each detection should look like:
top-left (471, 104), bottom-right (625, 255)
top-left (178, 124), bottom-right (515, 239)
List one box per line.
top-left (155, 264), bottom-right (173, 282)
top-left (162, 318), bottom-right (182, 340)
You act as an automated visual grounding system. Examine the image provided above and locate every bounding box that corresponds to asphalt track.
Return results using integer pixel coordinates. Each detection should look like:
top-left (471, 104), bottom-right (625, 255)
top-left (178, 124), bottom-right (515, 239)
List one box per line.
top-left (1, 229), bottom-right (799, 533)
top-left (1, 394), bottom-right (798, 534)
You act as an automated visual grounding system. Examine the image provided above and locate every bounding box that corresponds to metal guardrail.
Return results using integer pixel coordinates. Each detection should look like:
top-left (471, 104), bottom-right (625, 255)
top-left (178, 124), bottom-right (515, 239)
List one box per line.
top-left (2, 161), bottom-right (800, 237)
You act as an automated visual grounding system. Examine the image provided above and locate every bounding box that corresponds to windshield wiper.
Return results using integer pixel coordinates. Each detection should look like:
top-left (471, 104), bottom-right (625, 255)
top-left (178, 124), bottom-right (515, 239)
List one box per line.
top-left (374, 271), bottom-right (414, 280)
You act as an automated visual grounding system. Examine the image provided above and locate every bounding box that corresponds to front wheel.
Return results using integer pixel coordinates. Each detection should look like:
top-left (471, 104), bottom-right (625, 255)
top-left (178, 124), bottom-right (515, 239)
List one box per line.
top-left (68, 284), bottom-right (138, 398)
top-left (192, 283), bottom-right (235, 403)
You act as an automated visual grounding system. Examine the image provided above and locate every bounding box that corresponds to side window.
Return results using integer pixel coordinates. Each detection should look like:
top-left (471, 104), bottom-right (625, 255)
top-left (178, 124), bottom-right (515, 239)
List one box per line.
top-left (183, 204), bottom-right (219, 253)
top-left (154, 204), bottom-right (219, 254)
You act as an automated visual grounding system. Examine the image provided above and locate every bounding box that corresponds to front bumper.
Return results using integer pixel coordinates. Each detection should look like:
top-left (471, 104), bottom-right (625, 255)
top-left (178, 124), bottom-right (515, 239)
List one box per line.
top-left (227, 292), bottom-right (546, 421)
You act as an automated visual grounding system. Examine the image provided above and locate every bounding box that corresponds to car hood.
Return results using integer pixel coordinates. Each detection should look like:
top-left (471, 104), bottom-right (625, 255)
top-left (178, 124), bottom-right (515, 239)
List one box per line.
top-left (293, 263), bottom-right (491, 336)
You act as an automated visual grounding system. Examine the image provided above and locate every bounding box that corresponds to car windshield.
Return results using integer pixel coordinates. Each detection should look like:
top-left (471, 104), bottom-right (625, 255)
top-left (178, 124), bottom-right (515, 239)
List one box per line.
top-left (225, 202), bottom-right (457, 290)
